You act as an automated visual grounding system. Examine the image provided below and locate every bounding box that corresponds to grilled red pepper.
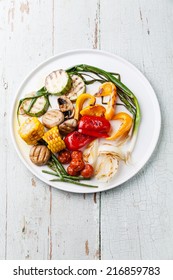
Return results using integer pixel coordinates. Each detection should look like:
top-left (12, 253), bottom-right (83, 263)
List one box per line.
top-left (64, 131), bottom-right (94, 151)
top-left (78, 115), bottom-right (110, 138)
top-left (78, 128), bottom-right (109, 138)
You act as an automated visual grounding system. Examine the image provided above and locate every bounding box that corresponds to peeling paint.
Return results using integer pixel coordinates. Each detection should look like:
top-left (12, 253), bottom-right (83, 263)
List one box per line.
top-left (85, 240), bottom-right (89, 255)
top-left (93, 0), bottom-right (100, 49)
top-left (8, 1), bottom-right (15, 32)
top-left (139, 8), bottom-right (143, 21)
top-left (31, 178), bottom-right (36, 187)
top-left (93, 193), bottom-right (97, 203)
top-left (83, 193), bottom-right (86, 199)
top-left (20, 1), bottom-right (29, 14)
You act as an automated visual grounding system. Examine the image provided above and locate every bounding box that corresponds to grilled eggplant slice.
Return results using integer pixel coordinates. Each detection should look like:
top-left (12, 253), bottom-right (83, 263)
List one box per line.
top-left (42, 109), bottom-right (64, 129)
top-left (22, 92), bottom-right (49, 117)
top-left (45, 69), bottom-right (72, 95)
top-left (66, 74), bottom-right (86, 101)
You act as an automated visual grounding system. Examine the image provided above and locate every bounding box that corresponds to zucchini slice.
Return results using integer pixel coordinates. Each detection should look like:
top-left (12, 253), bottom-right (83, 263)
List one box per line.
top-left (66, 74), bottom-right (86, 101)
top-left (23, 92), bottom-right (49, 117)
top-left (45, 69), bottom-right (72, 95)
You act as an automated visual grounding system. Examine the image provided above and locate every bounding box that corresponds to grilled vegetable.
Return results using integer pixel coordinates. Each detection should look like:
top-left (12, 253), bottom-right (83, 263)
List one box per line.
top-left (18, 117), bottom-right (44, 145)
top-left (30, 145), bottom-right (51, 166)
top-left (45, 69), bottom-right (72, 95)
top-left (42, 109), bottom-right (64, 129)
top-left (57, 96), bottom-right (74, 119)
top-left (74, 93), bottom-right (96, 120)
top-left (78, 115), bottom-right (111, 138)
top-left (66, 74), bottom-right (86, 101)
top-left (59, 118), bottom-right (78, 135)
top-left (42, 126), bottom-right (66, 153)
top-left (80, 104), bottom-right (106, 117)
top-left (81, 164), bottom-right (94, 178)
top-left (83, 139), bottom-right (99, 166)
top-left (64, 131), bottom-right (94, 150)
top-left (95, 154), bottom-right (119, 182)
top-left (58, 150), bottom-right (71, 164)
top-left (106, 112), bottom-right (133, 141)
top-left (95, 82), bottom-right (117, 120)
top-left (22, 92), bottom-right (49, 117)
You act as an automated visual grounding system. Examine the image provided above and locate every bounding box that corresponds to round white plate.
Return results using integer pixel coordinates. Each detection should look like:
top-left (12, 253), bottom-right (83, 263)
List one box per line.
top-left (10, 49), bottom-right (161, 193)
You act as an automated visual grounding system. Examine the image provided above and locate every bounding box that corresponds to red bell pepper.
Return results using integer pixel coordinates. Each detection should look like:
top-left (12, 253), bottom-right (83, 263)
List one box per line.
top-left (78, 115), bottom-right (111, 138)
top-left (64, 131), bottom-right (94, 151)
top-left (78, 128), bottom-right (109, 138)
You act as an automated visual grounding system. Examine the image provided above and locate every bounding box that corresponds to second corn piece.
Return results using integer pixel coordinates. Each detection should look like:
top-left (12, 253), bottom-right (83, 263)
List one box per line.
top-left (42, 126), bottom-right (66, 153)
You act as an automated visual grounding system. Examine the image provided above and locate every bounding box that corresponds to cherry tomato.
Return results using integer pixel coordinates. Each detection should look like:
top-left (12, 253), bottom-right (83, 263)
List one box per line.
top-left (58, 150), bottom-right (71, 164)
top-left (67, 165), bottom-right (78, 176)
top-left (81, 164), bottom-right (94, 178)
top-left (70, 158), bottom-right (85, 172)
top-left (71, 150), bottom-right (83, 159)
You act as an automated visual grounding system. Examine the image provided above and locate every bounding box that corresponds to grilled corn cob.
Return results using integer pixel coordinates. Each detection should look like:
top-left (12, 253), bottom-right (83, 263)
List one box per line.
top-left (18, 117), bottom-right (44, 145)
top-left (42, 126), bottom-right (66, 153)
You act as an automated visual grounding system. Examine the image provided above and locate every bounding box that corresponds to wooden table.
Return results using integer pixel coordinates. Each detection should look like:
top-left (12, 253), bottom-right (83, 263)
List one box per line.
top-left (0, 0), bottom-right (172, 260)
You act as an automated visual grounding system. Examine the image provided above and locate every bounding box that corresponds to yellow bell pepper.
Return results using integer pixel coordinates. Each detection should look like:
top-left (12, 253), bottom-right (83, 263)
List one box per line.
top-left (80, 104), bottom-right (106, 117)
top-left (95, 82), bottom-right (117, 120)
top-left (106, 112), bottom-right (133, 140)
top-left (74, 93), bottom-right (96, 120)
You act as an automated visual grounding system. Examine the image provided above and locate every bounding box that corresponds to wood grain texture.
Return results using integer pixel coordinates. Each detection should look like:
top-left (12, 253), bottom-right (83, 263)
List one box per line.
top-left (0, 0), bottom-right (173, 260)
top-left (100, 0), bottom-right (173, 259)
top-left (50, 0), bottom-right (100, 260)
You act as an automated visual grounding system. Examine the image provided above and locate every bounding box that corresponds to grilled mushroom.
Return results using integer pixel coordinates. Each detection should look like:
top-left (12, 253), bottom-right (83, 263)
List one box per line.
top-left (42, 109), bottom-right (64, 129)
top-left (59, 119), bottom-right (78, 135)
top-left (30, 145), bottom-right (51, 166)
top-left (57, 95), bottom-right (74, 119)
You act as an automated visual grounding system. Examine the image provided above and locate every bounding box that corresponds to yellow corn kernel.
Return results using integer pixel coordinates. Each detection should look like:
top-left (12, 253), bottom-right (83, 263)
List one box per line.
top-left (42, 126), bottom-right (66, 153)
top-left (19, 117), bottom-right (44, 145)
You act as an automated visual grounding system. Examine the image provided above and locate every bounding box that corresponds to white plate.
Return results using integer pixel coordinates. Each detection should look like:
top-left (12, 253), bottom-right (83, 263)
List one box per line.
top-left (10, 49), bottom-right (161, 193)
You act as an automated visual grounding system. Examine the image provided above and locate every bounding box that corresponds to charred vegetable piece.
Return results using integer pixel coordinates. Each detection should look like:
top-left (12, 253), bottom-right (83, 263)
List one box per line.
top-left (22, 92), bottom-right (49, 117)
top-left (106, 112), bottom-right (133, 140)
top-left (18, 117), bottom-right (44, 145)
top-left (59, 118), bottom-right (78, 135)
top-left (81, 164), bottom-right (94, 178)
top-left (95, 154), bottom-right (119, 182)
top-left (30, 145), bottom-right (51, 166)
top-left (80, 104), bottom-right (106, 117)
top-left (66, 74), bottom-right (86, 101)
top-left (78, 128), bottom-right (109, 138)
top-left (78, 115), bottom-right (111, 135)
top-left (57, 95), bottom-right (74, 119)
top-left (74, 93), bottom-right (96, 120)
top-left (42, 126), bottom-right (66, 153)
top-left (45, 69), bottom-right (72, 95)
top-left (57, 150), bottom-right (71, 164)
top-left (42, 109), bottom-right (64, 129)
top-left (95, 82), bottom-right (117, 120)
top-left (64, 131), bottom-right (94, 150)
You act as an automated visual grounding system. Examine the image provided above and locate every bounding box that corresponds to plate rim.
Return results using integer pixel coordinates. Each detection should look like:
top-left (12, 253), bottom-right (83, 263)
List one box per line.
top-left (10, 48), bottom-right (161, 193)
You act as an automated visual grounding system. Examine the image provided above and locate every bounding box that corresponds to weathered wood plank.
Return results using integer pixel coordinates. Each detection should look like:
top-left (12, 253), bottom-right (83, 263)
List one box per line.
top-left (100, 0), bottom-right (173, 259)
top-left (0, 0), bottom-right (53, 259)
top-left (0, 0), bottom-right (7, 260)
top-left (50, 0), bottom-right (100, 260)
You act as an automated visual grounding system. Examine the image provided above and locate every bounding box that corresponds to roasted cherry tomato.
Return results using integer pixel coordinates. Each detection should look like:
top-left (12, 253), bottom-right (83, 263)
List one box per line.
top-left (71, 150), bottom-right (83, 159)
top-left (64, 131), bottom-right (94, 150)
top-left (67, 165), bottom-right (78, 176)
top-left (58, 150), bottom-right (71, 164)
top-left (70, 158), bottom-right (85, 172)
top-left (81, 164), bottom-right (94, 178)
